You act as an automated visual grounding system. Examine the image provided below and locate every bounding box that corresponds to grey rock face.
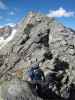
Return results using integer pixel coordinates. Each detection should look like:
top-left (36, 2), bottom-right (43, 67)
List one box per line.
top-left (0, 12), bottom-right (75, 99)
top-left (1, 79), bottom-right (42, 100)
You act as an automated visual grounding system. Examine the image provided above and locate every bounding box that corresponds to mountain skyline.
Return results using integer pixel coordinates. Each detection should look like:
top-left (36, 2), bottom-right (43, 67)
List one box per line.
top-left (0, 0), bottom-right (75, 29)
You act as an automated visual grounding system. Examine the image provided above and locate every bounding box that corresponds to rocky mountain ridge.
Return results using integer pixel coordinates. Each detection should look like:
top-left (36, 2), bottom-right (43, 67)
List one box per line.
top-left (0, 12), bottom-right (75, 100)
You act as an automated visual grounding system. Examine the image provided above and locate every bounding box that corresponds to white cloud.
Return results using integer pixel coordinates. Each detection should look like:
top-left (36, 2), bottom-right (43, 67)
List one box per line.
top-left (5, 23), bottom-right (16, 27)
top-left (0, 25), bottom-right (4, 28)
top-left (0, 23), bottom-right (16, 28)
top-left (47, 7), bottom-right (75, 17)
top-left (0, 1), bottom-right (8, 10)
top-left (9, 11), bottom-right (15, 15)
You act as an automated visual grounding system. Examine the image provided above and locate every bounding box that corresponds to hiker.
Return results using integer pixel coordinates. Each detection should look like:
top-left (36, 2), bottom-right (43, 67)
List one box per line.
top-left (28, 61), bottom-right (45, 92)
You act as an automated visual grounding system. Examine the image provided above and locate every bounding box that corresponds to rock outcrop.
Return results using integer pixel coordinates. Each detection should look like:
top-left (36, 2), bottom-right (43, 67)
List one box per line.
top-left (0, 79), bottom-right (42, 100)
top-left (0, 12), bottom-right (75, 99)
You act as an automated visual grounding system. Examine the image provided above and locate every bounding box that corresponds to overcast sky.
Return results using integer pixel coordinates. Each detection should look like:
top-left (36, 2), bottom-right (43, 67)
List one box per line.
top-left (0, 0), bottom-right (75, 29)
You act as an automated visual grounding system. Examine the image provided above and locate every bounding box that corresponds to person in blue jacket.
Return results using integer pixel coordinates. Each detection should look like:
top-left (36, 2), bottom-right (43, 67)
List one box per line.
top-left (28, 62), bottom-right (45, 91)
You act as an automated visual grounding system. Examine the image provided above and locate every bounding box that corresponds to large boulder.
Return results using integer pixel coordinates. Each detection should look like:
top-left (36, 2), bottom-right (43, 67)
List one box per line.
top-left (0, 79), bottom-right (42, 100)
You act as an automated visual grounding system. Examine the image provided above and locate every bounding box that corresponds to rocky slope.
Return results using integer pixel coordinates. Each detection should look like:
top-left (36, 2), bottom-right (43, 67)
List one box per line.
top-left (0, 79), bottom-right (43, 100)
top-left (0, 12), bottom-right (75, 99)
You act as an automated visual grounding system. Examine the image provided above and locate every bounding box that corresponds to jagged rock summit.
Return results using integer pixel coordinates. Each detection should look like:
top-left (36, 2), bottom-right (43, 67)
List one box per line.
top-left (0, 11), bottom-right (55, 78)
top-left (0, 12), bottom-right (75, 100)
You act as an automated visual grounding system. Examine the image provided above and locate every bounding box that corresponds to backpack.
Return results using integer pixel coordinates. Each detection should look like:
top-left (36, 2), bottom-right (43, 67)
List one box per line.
top-left (28, 67), bottom-right (43, 81)
top-left (33, 68), bottom-right (42, 80)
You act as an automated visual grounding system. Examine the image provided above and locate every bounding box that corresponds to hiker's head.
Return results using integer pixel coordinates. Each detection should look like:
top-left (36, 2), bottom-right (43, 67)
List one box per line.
top-left (32, 63), bottom-right (39, 69)
top-left (29, 58), bottom-right (40, 69)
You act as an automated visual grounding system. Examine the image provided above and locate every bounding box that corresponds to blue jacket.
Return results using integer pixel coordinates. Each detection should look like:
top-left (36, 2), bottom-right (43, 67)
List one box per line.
top-left (28, 66), bottom-right (45, 81)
